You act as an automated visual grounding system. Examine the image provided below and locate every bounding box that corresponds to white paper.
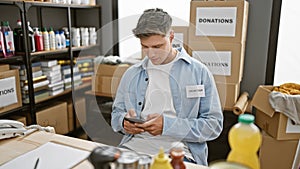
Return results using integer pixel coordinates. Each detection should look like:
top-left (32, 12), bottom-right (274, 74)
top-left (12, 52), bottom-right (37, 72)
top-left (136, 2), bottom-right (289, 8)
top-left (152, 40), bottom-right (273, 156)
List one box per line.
top-left (0, 76), bottom-right (18, 107)
top-left (186, 85), bottom-right (205, 98)
top-left (192, 51), bottom-right (231, 76)
top-left (172, 33), bottom-right (184, 48)
top-left (0, 142), bottom-right (90, 169)
top-left (286, 118), bottom-right (300, 133)
top-left (196, 7), bottom-right (237, 37)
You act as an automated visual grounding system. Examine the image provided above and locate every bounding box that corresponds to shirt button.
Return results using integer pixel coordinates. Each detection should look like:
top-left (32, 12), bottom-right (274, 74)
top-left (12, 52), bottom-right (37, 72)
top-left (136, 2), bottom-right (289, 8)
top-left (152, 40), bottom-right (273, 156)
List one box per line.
top-left (145, 78), bottom-right (148, 81)
top-left (138, 102), bottom-right (142, 105)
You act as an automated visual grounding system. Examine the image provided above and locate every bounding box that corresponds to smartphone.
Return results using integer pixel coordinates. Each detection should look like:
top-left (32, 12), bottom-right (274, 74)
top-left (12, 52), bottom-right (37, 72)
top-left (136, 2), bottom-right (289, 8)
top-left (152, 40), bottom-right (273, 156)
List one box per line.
top-left (124, 117), bottom-right (146, 123)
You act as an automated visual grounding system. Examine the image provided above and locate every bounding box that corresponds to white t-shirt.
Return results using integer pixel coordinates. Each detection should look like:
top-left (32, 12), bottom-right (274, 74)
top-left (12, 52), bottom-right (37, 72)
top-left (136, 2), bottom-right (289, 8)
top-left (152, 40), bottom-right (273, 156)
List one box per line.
top-left (122, 51), bottom-right (193, 160)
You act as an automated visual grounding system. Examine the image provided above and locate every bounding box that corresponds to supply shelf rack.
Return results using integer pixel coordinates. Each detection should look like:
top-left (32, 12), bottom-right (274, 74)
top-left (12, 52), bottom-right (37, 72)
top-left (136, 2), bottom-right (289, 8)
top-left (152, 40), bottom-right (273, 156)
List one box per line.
top-left (0, 1), bottom-right (102, 133)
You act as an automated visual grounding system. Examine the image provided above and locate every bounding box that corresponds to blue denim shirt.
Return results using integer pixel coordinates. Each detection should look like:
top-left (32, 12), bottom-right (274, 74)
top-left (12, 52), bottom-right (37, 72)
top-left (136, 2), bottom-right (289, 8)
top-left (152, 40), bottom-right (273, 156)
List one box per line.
top-left (111, 47), bottom-right (223, 165)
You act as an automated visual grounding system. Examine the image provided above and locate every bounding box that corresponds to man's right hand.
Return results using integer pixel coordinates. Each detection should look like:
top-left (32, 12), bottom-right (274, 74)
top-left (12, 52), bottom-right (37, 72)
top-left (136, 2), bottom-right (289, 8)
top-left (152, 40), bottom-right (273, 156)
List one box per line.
top-left (123, 109), bottom-right (144, 134)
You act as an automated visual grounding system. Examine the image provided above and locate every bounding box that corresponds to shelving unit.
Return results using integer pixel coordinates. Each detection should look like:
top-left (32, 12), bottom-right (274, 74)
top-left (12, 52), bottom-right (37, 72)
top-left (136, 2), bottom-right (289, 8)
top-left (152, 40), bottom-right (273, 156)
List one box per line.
top-left (0, 1), bottom-right (101, 134)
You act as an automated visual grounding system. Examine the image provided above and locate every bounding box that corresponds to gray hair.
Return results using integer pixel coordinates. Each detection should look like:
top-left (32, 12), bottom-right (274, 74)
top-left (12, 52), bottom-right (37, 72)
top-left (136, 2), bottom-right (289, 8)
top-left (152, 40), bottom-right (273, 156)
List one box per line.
top-left (132, 8), bottom-right (172, 38)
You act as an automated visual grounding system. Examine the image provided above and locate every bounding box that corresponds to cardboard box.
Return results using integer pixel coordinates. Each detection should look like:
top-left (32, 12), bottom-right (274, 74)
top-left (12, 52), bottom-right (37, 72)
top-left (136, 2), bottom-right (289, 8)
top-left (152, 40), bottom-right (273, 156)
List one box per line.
top-left (216, 82), bottom-right (240, 110)
top-left (259, 131), bottom-right (299, 169)
top-left (67, 101), bottom-right (74, 132)
top-left (252, 85), bottom-right (300, 140)
top-left (188, 41), bottom-right (245, 84)
top-left (92, 75), bottom-right (121, 95)
top-left (9, 115), bottom-right (27, 126)
top-left (189, 0), bottom-right (249, 43)
top-left (36, 102), bottom-right (69, 134)
top-left (0, 64), bottom-right (9, 72)
top-left (74, 97), bottom-right (87, 128)
top-left (172, 26), bottom-right (189, 51)
top-left (0, 69), bottom-right (22, 114)
top-left (94, 64), bottom-right (130, 77)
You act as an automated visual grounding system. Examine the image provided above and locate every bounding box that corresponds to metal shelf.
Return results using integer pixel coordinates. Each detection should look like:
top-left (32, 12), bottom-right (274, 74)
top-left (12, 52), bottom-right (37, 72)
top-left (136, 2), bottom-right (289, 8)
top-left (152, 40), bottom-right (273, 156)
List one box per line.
top-left (24, 1), bottom-right (100, 9)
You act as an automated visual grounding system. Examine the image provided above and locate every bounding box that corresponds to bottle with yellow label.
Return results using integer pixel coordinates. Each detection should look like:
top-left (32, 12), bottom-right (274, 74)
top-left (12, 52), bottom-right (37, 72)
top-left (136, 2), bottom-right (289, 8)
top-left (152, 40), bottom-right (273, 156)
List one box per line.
top-left (150, 148), bottom-right (173, 169)
top-left (227, 114), bottom-right (262, 169)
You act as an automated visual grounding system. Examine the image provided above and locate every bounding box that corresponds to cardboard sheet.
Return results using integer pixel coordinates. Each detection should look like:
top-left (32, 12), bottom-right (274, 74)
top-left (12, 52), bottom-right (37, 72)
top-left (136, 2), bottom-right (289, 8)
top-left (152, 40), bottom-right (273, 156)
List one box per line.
top-left (1, 142), bottom-right (90, 169)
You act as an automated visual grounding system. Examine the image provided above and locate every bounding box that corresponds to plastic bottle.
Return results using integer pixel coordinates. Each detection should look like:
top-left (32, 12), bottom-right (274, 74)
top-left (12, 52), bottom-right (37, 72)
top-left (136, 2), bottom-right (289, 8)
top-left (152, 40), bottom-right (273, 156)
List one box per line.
top-left (55, 30), bottom-right (61, 50)
top-left (170, 142), bottom-right (186, 169)
top-left (62, 27), bottom-right (70, 47)
top-left (60, 30), bottom-right (66, 49)
top-left (89, 27), bottom-right (97, 45)
top-left (42, 27), bottom-right (50, 51)
top-left (27, 22), bottom-right (36, 52)
top-left (227, 114), bottom-right (262, 169)
top-left (34, 27), bottom-right (44, 51)
top-left (150, 148), bottom-right (173, 169)
top-left (0, 25), bottom-right (6, 57)
top-left (80, 27), bottom-right (89, 46)
top-left (48, 27), bottom-right (56, 50)
top-left (1, 21), bottom-right (15, 57)
top-left (72, 28), bottom-right (80, 47)
top-left (13, 20), bottom-right (24, 52)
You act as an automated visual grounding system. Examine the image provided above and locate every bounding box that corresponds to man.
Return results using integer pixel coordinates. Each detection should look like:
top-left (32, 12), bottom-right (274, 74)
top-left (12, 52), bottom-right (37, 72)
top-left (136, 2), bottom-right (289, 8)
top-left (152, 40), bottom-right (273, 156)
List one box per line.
top-left (111, 8), bottom-right (223, 166)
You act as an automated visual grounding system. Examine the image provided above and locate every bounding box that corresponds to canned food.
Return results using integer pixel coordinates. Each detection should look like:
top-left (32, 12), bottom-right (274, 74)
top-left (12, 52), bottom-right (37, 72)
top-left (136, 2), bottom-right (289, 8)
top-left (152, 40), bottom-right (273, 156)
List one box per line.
top-left (138, 154), bottom-right (152, 169)
top-left (117, 151), bottom-right (140, 169)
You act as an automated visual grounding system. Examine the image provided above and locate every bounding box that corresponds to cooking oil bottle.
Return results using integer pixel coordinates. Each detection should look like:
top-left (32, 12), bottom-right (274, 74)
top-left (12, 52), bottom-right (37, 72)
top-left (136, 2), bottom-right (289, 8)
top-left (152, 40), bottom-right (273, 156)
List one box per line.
top-left (227, 114), bottom-right (262, 169)
top-left (150, 147), bottom-right (172, 169)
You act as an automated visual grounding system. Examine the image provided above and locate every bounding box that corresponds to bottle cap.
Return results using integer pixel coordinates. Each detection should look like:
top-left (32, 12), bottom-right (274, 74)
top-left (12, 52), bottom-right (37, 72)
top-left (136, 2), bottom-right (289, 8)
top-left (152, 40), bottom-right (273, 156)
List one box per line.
top-left (238, 114), bottom-right (255, 124)
top-left (43, 27), bottom-right (47, 32)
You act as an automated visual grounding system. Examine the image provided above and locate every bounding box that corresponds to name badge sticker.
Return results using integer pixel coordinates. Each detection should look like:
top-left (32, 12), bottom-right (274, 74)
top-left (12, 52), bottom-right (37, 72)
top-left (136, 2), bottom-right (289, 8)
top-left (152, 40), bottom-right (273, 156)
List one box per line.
top-left (186, 85), bottom-right (205, 98)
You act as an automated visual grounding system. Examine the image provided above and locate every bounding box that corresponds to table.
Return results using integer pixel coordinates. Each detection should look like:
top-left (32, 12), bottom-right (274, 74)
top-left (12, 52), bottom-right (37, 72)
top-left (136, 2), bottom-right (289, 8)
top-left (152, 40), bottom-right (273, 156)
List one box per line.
top-left (0, 131), bottom-right (209, 169)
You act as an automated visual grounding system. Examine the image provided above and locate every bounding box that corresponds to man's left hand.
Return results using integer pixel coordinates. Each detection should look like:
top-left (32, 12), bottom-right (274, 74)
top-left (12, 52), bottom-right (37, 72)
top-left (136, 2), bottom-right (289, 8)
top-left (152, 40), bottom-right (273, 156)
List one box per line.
top-left (135, 113), bottom-right (163, 136)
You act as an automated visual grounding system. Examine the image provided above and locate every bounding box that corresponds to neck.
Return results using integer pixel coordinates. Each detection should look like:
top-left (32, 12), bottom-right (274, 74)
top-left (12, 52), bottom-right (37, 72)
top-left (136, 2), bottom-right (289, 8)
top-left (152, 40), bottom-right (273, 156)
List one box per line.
top-left (164, 48), bottom-right (177, 64)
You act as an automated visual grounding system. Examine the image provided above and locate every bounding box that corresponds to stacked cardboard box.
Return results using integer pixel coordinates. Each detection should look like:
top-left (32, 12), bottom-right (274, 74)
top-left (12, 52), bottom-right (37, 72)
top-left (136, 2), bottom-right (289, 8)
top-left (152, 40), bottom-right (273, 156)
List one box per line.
top-left (252, 85), bottom-right (300, 169)
top-left (92, 64), bottom-right (130, 96)
top-left (36, 102), bottom-right (69, 134)
top-left (187, 0), bottom-right (249, 110)
top-left (0, 64), bottom-right (22, 114)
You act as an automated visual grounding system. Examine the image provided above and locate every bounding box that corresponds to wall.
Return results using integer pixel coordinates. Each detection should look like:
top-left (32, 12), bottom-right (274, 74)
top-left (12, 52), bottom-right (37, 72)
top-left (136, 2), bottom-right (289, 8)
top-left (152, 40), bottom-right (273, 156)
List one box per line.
top-left (240, 0), bottom-right (273, 98)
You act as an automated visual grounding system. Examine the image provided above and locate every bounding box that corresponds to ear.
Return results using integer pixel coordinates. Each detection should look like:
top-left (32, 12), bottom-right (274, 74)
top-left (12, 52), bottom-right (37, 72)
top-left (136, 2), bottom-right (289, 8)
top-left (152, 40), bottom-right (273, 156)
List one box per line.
top-left (169, 30), bottom-right (175, 43)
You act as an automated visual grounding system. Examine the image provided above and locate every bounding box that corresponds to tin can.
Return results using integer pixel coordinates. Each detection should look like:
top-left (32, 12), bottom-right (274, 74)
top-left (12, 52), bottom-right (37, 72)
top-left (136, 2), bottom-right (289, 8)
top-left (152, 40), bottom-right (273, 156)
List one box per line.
top-left (116, 151), bottom-right (140, 169)
top-left (138, 154), bottom-right (152, 169)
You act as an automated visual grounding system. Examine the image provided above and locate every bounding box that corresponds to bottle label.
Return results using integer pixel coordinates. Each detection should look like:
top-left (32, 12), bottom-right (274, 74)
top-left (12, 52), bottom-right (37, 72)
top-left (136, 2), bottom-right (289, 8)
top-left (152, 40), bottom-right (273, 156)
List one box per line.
top-left (4, 31), bottom-right (15, 52)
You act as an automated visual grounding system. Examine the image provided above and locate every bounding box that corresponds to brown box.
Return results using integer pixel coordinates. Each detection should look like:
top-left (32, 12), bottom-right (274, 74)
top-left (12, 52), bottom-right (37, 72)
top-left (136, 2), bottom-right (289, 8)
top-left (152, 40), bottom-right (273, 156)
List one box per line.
top-left (252, 85), bottom-right (300, 140)
top-left (189, 0), bottom-right (249, 43)
top-left (0, 64), bottom-right (9, 72)
top-left (188, 41), bottom-right (245, 84)
top-left (0, 69), bottom-right (22, 114)
top-left (67, 101), bottom-right (74, 132)
top-left (94, 64), bottom-right (130, 77)
top-left (9, 115), bottom-right (27, 126)
top-left (216, 82), bottom-right (240, 110)
top-left (259, 131), bottom-right (299, 169)
top-left (92, 75), bottom-right (121, 95)
top-left (74, 97), bottom-right (87, 128)
top-left (36, 102), bottom-right (69, 134)
top-left (172, 26), bottom-right (189, 51)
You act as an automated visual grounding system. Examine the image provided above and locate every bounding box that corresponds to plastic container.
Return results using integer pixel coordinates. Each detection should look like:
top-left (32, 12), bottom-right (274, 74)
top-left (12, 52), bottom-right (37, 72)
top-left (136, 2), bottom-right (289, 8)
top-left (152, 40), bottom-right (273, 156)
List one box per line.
top-left (13, 20), bottom-right (24, 52)
top-left (42, 27), bottom-right (50, 51)
top-left (33, 27), bottom-right (44, 51)
top-left (1, 21), bottom-right (15, 57)
top-left (27, 22), bottom-right (36, 52)
top-left (60, 30), bottom-right (66, 48)
top-left (170, 142), bottom-right (186, 169)
top-left (48, 27), bottom-right (56, 50)
top-left (227, 114), bottom-right (262, 169)
top-left (150, 148), bottom-right (173, 169)
top-left (55, 30), bottom-right (61, 50)
top-left (0, 26), bottom-right (6, 57)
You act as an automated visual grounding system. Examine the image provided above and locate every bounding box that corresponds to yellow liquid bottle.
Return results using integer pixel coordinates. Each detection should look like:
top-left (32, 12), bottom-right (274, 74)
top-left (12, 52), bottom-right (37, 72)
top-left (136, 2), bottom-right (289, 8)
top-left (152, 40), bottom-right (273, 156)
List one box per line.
top-left (227, 114), bottom-right (262, 169)
top-left (150, 148), bottom-right (173, 169)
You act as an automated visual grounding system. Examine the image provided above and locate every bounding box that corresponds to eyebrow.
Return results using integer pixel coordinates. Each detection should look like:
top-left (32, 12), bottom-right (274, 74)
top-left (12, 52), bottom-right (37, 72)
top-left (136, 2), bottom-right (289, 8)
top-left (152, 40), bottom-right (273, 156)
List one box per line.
top-left (141, 42), bottom-right (164, 48)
